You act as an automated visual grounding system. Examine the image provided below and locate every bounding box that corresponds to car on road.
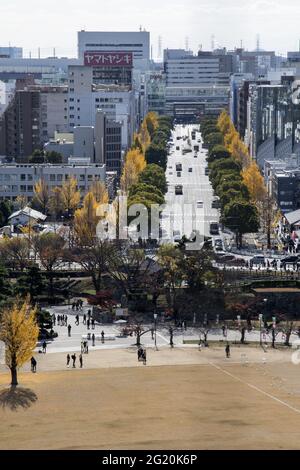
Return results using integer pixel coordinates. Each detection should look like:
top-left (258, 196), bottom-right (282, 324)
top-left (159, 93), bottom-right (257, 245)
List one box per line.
top-left (212, 196), bottom-right (221, 209)
top-left (173, 230), bottom-right (182, 242)
top-left (250, 256), bottom-right (265, 266)
top-left (214, 238), bottom-right (225, 253)
top-left (209, 222), bottom-right (219, 235)
top-left (176, 146), bottom-right (180, 150)
top-left (175, 185), bottom-right (183, 195)
top-left (177, 171), bottom-right (181, 177)
top-left (176, 163), bottom-right (182, 171)
top-left (197, 200), bottom-right (204, 208)
top-left (280, 255), bottom-right (299, 267)
top-left (188, 168), bottom-right (192, 173)
top-left (215, 253), bottom-right (235, 262)
top-left (194, 154), bottom-right (198, 158)
top-left (205, 167), bottom-right (209, 176)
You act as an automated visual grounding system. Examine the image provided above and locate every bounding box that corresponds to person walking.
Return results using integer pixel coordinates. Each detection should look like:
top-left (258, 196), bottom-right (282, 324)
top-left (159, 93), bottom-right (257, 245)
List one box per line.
top-left (151, 328), bottom-right (154, 340)
top-left (169, 327), bottom-right (174, 348)
top-left (79, 354), bottom-right (83, 368)
top-left (225, 344), bottom-right (231, 358)
top-left (65, 315), bottom-right (68, 326)
top-left (42, 341), bottom-right (47, 353)
top-left (101, 330), bottom-right (105, 343)
top-left (66, 354), bottom-right (71, 368)
top-left (75, 314), bottom-right (79, 326)
top-left (87, 319), bottom-right (90, 330)
top-left (143, 348), bottom-right (147, 365)
top-left (88, 309), bottom-right (91, 320)
top-left (91, 318), bottom-right (95, 330)
top-left (71, 353), bottom-right (76, 368)
top-left (31, 356), bottom-right (37, 373)
top-left (92, 333), bottom-right (95, 347)
top-left (83, 313), bottom-right (86, 325)
top-left (57, 315), bottom-right (60, 326)
top-left (68, 324), bottom-right (72, 337)
top-left (52, 314), bottom-right (56, 327)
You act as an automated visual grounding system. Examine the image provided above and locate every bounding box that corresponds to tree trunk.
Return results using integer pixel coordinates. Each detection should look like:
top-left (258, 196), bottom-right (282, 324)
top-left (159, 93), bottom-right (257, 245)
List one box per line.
top-left (91, 273), bottom-right (101, 293)
top-left (239, 233), bottom-right (243, 249)
top-left (235, 231), bottom-right (239, 248)
top-left (241, 329), bottom-right (245, 344)
top-left (49, 271), bottom-right (54, 297)
top-left (10, 366), bottom-right (18, 387)
top-left (267, 224), bottom-right (271, 250)
top-left (285, 330), bottom-right (292, 347)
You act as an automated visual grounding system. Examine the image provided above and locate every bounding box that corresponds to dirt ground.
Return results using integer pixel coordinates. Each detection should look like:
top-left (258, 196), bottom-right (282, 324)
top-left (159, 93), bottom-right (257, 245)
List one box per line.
top-left (1, 347), bottom-right (300, 450)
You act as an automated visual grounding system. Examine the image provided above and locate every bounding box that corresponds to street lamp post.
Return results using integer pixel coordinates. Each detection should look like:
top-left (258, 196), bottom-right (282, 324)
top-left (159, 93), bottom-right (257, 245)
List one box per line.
top-left (259, 313), bottom-right (263, 346)
top-left (154, 313), bottom-right (158, 351)
top-left (272, 316), bottom-right (276, 348)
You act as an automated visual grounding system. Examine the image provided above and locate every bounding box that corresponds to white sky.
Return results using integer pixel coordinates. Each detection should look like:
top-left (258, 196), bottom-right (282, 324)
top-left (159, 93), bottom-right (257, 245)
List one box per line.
top-left (0, 0), bottom-right (300, 58)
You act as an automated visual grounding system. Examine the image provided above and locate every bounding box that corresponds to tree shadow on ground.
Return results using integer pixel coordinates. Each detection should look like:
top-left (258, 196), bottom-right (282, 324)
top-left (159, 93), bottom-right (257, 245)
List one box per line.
top-left (0, 386), bottom-right (38, 411)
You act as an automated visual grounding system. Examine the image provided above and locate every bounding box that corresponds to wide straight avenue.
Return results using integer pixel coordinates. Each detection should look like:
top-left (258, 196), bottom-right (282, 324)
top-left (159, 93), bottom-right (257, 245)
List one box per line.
top-left (161, 124), bottom-right (220, 245)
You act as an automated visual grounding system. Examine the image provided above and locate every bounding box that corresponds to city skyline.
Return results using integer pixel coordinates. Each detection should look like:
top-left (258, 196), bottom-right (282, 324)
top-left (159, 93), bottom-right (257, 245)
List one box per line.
top-left (1, 0), bottom-right (300, 58)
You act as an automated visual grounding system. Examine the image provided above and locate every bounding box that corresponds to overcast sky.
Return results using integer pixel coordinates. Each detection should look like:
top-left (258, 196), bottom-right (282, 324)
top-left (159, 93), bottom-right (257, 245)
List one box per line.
top-left (1, 0), bottom-right (300, 58)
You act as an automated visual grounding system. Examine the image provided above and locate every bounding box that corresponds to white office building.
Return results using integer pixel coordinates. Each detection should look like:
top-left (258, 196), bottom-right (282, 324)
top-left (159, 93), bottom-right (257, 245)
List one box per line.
top-left (0, 163), bottom-right (106, 201)
top-left (164, 50), bottom-right (231, 87)
top-left (68, 65), bottom-right (136, 150)
top-left (77, 30), bottom-right (150, 70)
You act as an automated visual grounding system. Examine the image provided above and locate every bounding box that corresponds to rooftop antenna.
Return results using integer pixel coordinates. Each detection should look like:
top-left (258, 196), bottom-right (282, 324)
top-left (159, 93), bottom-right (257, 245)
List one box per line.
top-left (53, 47), bottom-right (56, 58)
top-left (198, 44), bottom-right (202, 52)
top-left (240, 39), bottom-right (243, 49)
top-left (139, 25), bottom-right (142, 32)
top-left (185, 36), bottom-right (189, 51)
top-left (38, 47), bottom-right (40, 59)
top-left (211, 34), bottom-right (215, 51)
top-left (29, 50), bottom-right (31, 59)
top-left (256, 34), bottom-right (260, 51)
top-left (299, 39), bottom-right (300, 52)
top-left (151, 45), bottom-right (153, 60)
top-left (158, 36), bottom-right (162, 59)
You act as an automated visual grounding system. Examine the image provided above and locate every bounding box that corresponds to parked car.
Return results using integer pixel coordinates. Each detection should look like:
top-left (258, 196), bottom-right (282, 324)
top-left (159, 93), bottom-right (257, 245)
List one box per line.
top-left (280, 255), bottom-right (299, 267)
top-left (215, 254), bottom-right (235, 262)
top-left (209, 222), bottom-right (219, 235)
top-left (250, 256), bottom-right (265, 266)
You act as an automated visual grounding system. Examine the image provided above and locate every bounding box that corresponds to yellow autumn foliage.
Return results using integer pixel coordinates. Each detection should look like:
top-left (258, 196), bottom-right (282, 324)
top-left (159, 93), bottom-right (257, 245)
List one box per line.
top-left (120, 149), bottom-right (146, 192)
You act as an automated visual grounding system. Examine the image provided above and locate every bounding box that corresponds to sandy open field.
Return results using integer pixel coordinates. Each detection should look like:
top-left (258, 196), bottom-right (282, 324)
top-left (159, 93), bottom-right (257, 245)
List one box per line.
top-left (1, 346), bottom-right (300, 450)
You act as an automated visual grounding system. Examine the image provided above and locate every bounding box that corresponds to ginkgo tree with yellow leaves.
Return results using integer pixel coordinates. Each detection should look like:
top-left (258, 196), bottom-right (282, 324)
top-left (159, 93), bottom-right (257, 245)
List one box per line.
top-left (0, 297), bottom-right (39, 386)
top-left (73, 192), bottom-right (99, 246)
top-left (120, 148), bottom-right (146, 192)
top-left (242, 161), bottom-right (266, 205)
top-left (33, 178), bottom-right (50, 214)
top-left (60, 176), bottom-right (81, 216)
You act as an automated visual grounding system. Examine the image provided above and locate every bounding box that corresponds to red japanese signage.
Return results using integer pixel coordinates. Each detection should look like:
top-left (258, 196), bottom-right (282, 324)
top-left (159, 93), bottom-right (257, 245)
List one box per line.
top-left (84, 51), bottom-right (133, 67)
